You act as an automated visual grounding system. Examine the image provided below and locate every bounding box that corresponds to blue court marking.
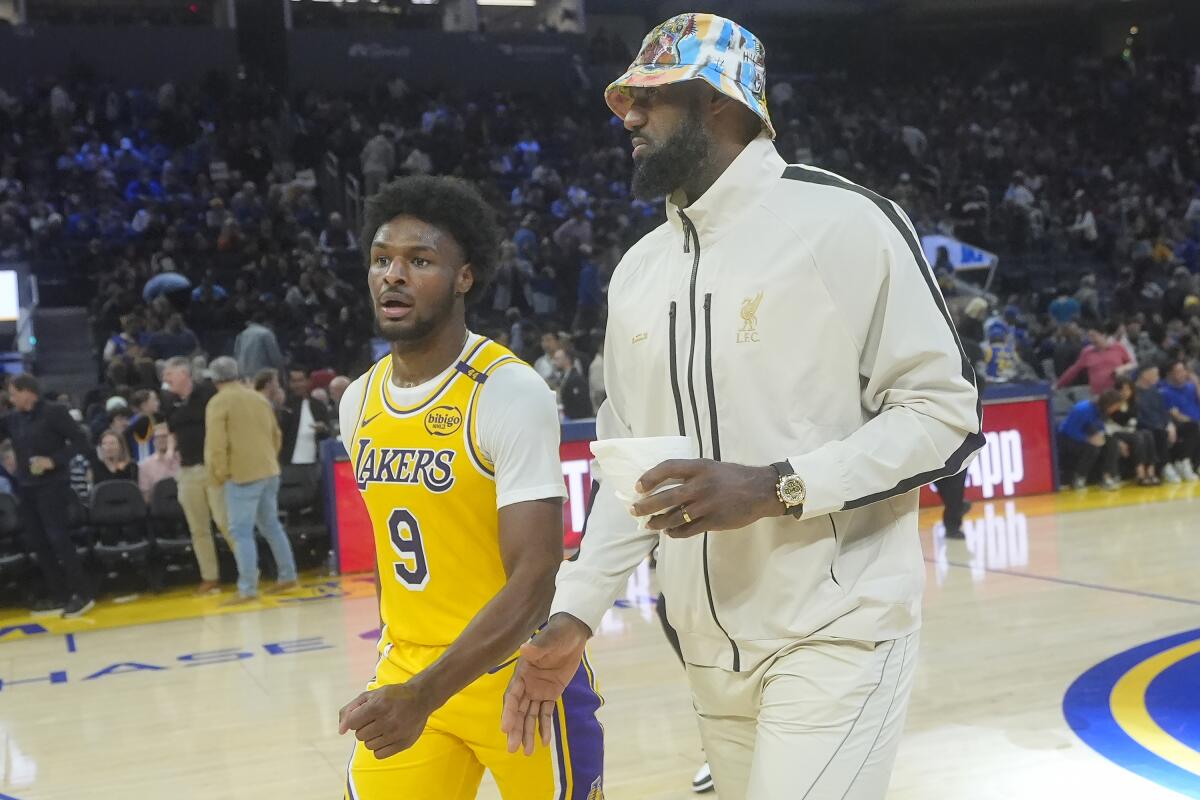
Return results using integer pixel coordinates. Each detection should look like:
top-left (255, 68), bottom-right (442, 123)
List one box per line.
top-left (0, 792), bottom-right (25, 799)
top-left (1145, 652), bottom-right (1200, 753)
top-left (1064, 628), bottom-right (1200, 798)
top-left (928, 558), bottom-right (1200, 607)
top-left (65, 633), bottom-right (76, 653)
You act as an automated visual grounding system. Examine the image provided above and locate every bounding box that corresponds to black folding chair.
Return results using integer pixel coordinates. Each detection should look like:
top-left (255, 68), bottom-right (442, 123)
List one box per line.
top-left (0, 493), bottom-right (29, 604)
top-left (278, 464), bottom-right (329, 570)
top-left (150, 478), bottom-right (200, 587)
top-left (90, 480), bottom-right (154, 593)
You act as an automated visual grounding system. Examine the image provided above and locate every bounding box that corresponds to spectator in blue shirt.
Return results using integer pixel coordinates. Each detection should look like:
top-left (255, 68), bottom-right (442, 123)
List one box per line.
top-left (513, 214), bottom-right (539, 261)
top-left (123, 170), bottom-right (165, 205)
top-left (1058, 390), bottom-right (1124, 490)
top-left (1048, 287), bottom-right (1082, 325)
top-left (1159, 360), bottom-right (1200, 480)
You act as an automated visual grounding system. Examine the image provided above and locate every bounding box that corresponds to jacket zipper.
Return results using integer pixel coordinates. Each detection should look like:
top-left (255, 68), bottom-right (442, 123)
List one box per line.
top-left (828, 517), bottom-right (841, 587)
top-left (680, 212), bottom-right (705, 461)
top-left (668, 303), bottom-right (686, 436)
top-left (679, 210), bottom-right (740, 672)
top-left (703, 294), bottom-right (721, 462)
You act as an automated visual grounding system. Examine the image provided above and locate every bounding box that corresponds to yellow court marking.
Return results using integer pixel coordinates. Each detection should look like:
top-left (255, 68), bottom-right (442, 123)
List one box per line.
top-left (0, 573), bottom-right (377, 640)
top-left (1109, 638), bottom-right (1200, 777)
top-left (918, 481), bottom-right (1200, 527)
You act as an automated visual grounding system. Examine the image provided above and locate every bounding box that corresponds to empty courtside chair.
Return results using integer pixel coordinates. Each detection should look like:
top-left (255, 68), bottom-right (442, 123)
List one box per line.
top-left (149, 478), bottom-right (197, 586)
top-left (90, 480), bottom-right (154, 593)
top-left (0, 493), bottom-right (29, 602)
top-left (278, 464), bottom-right (328, 570)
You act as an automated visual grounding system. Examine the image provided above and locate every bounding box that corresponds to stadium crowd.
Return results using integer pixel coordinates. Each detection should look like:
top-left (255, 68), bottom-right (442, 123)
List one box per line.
top-left (0, 50), bottom-right (1196, 495)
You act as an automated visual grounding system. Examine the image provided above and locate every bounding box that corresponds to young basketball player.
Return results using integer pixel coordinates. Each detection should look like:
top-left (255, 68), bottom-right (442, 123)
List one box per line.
top-left (337, 176), bottom-right (604, 799)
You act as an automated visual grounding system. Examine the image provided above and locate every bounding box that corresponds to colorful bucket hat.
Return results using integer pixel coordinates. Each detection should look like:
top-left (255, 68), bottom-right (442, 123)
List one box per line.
top-left (605, 14), bottom-right (775, 140)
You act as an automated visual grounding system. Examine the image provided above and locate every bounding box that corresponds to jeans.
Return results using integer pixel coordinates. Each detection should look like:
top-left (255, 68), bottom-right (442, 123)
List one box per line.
top-left (224, 475), bottom-right (298, 598)
top-left (18, 481), bottom-right (91, 602)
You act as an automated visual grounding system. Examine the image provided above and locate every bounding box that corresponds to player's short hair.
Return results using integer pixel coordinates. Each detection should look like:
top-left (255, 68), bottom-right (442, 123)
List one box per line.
top-left (360, 176), bottom-right (500, 305)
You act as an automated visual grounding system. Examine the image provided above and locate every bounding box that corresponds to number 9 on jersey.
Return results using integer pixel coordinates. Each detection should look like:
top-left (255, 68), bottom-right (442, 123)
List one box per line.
top-left (387, 508), bottom-right (430, 590)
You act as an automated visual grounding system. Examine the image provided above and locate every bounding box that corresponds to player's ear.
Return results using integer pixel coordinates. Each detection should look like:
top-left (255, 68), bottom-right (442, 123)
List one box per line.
top-left (456, 264), bottom-right (475, 298)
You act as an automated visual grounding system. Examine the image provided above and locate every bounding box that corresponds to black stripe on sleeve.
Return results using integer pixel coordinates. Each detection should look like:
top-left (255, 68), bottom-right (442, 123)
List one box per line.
top-left (781, 165), bottom-right (985, 510)
top-left (566, 479), bottom-right (602, 562)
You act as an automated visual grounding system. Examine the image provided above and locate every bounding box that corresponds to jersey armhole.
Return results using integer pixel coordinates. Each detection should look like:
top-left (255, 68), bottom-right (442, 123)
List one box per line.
top-left (463, 356), bottom-right (524, 478)
top-left (346, 362), bottom-right (379, 445)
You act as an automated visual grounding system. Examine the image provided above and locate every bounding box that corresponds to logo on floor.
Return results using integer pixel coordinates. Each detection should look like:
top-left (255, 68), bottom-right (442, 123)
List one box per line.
top-left (1063, 627), bottom-right (1200, 797)
top-left (0, 637), bottom-right (333, 693)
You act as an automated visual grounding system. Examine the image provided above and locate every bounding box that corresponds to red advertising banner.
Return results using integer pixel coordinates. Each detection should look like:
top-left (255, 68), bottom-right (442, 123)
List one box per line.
top-left (920, 397), bottom-right (1056, 506)
top-left (331, 459), bottom-right (375, 575)
top-left (560, 440), bottom-right (594, 551)
top-left (330, 394), bottom-right (1054, 572)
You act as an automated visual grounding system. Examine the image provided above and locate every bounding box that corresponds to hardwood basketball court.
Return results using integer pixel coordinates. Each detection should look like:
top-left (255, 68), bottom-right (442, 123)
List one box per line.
top-left (0, 487), bottom-right (1197, 799)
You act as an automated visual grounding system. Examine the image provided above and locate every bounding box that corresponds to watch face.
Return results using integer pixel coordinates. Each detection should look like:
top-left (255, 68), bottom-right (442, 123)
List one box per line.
top-left (781, 474), bottom-right (806, 506)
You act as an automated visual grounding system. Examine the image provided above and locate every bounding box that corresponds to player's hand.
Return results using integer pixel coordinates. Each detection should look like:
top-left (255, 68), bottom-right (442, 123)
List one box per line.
top-left (1088, 433), bottom-right (1106, 448)
top-left (338, 683), bottom-right (433, 760)
top-left (1168, 424), bottom-right (1177, 446)
top-left (631, 458), bottom-right (782, 538)
top-left (501, 613), bottom-right (590, 756)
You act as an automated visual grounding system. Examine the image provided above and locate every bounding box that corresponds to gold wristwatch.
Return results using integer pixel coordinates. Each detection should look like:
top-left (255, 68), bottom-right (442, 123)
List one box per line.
top-left (771, 461), bottom-right (806, 518)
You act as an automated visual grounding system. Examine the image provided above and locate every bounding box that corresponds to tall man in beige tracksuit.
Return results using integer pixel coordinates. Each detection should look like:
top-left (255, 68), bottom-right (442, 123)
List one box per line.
top-left (502, 14), bottom-right (984, 800)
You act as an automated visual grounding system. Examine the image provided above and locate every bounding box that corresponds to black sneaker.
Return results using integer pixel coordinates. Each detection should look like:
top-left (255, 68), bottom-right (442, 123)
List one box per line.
top-left (62, 596), bottom-right (95, 619)
top-left (30, 598), bottom-right (66, 617)
top-left (945, 527), bottom-right (966, 540)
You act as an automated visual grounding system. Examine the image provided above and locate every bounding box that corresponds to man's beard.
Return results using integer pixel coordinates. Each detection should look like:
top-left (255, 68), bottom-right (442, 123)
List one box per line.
top-left (373, 287), bottom-right (457, 346)
top-left (630, 106), bottom-right (711, 201)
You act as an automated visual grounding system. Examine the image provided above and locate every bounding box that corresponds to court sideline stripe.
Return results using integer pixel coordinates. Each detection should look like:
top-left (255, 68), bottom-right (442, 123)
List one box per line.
top-left (929, 558), bottom-right (1200, 607)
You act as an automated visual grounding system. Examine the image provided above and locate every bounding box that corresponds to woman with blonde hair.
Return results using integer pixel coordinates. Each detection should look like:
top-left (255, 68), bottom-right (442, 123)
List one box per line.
top-left (91, 429), bottom-right (138, 484)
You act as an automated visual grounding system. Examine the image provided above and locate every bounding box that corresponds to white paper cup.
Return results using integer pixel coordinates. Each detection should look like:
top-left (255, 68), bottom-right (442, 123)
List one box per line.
top-left (589, 436), bottom-right (695, 529)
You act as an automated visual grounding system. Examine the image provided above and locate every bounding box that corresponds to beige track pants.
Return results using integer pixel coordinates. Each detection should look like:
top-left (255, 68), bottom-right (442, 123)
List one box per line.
top-left (686, 631), bottom-right (919, 800)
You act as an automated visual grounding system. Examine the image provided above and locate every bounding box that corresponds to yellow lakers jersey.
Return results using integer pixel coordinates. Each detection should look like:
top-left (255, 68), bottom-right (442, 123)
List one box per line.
top-left (349, 337), bottom-right (524, 649)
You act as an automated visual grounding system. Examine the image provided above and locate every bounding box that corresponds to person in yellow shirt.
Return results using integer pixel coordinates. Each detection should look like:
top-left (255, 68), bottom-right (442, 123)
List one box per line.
top-left (336, 176), bottom-right (603, 799)
top-left (204, 356), bottom-right (299, 603)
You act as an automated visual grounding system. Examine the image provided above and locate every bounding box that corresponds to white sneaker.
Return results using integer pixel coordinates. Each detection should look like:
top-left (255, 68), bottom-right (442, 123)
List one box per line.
top-left (1180, 460), bottom-right (1199, 481)
top-left (693, 762), bottom-right (714, 794)
top-left (1072, 476), bottom-right (1088, 491)
top-left (1102, 476), bottom-right (1121, 492)
top-left (1163, 463), bottom-right (1182, 484)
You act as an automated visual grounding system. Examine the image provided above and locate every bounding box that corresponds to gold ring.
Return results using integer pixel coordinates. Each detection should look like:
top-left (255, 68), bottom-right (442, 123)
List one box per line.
top-left (681, 507), bottom-right (693, 525)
